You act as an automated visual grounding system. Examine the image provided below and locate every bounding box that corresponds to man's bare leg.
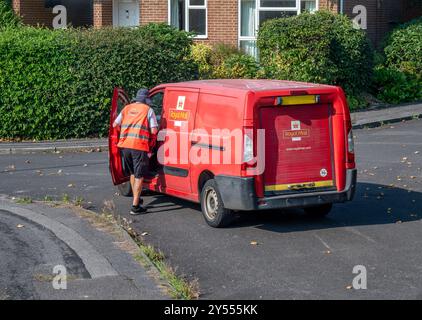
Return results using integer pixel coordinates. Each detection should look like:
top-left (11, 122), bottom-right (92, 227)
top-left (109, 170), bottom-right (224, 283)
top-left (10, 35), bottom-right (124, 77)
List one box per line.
top-left (130, 175), bottom-right (135, 195)
top-left (132, 177), bottom-right (143, 207)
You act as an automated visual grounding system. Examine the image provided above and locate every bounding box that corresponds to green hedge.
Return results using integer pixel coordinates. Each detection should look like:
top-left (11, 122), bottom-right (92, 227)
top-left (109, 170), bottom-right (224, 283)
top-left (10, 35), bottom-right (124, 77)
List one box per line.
top-left (257, 11), bottom-right (374, 102)
top-left (0, 24), bottom-right (197, 140)
top-left (370, 18), bottom-right (422, 104)
top-left (384, 17), bottom-right (422, 78)
top-left (372, 66), bottom-right (422, 104)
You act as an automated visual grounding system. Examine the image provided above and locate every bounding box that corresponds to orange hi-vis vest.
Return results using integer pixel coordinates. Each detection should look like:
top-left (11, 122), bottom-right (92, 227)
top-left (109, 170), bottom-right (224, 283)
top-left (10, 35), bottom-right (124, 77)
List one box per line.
top-left (117, 103), bottom-right (151, 152)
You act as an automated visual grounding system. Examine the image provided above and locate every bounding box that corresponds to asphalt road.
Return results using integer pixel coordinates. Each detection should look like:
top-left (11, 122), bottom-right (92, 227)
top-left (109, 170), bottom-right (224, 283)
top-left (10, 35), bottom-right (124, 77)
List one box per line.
top-left (0, 209), bottom-right (89, 300)
top-left (1, 119), bottom-right (422, 299)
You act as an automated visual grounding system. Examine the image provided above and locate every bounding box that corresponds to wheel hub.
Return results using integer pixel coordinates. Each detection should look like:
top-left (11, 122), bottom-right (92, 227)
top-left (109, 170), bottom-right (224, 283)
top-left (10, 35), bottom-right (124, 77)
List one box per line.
top-left (205, 188), bottom-right (219, 220)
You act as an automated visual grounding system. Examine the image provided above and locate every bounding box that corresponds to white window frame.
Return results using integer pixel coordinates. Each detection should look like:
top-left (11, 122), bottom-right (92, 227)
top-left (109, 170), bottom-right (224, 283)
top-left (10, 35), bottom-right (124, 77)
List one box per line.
top-left (168, 0), bottom-right (208, 39)
top-left (238, 0), bottom-right (319, 54)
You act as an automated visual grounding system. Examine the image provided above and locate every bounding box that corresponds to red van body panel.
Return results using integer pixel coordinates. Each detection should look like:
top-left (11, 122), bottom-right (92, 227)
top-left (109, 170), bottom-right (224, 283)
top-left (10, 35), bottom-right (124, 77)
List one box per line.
top-left (109, 80), bottom-right (356, 211)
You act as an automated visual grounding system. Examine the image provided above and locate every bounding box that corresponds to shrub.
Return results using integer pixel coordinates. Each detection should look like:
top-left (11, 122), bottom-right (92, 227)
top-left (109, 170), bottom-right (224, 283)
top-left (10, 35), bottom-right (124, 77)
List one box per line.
top-left (190, 42), bottom-right (260, 79)
top-left (214, 53), bottom-right (261, 79)
top-left (0, 24), bottom-right (198, 140)
top-left (209, 43), bottom-right (241, 67)
top-left (371, 18), bottom-right (422, 104)
top-left (257, 11), bottom-right (374, 97)
top-left (372, 66), bottom-right (422, 105)
top-left (190, 43), bottom-right (214, 79)
top-left (0, 0), bottom-right (21, 29)
top-left (383, 17), bottom-right (422, 79)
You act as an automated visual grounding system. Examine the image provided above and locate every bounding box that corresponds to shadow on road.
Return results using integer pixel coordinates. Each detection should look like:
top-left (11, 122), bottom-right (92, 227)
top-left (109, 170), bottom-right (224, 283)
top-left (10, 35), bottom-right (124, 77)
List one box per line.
top-left (145, 182), bottom-right (422, 232)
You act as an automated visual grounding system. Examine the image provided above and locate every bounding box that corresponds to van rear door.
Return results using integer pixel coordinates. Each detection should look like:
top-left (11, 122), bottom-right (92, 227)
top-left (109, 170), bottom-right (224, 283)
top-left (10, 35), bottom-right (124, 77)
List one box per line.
top-left (260, 99), bottom-right (335, 194)
top-left (109, 87), bottom-right (130, 185)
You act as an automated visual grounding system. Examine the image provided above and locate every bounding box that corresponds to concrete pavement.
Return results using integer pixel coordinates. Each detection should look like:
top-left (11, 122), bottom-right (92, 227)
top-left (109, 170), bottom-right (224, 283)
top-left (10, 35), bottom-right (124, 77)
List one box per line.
top-left (0, 139), bottom-right (108, 155)
top-left (352, 102), bottom-right (422, 128)
top-left (0, 196), bottom-right (167, 300)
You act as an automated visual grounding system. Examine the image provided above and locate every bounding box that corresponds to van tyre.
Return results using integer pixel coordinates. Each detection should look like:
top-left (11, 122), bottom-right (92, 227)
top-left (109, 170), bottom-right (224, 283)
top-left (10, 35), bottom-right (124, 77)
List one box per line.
top-left (200, 179), bottom-right (234, 228)
top-left (118, 182), bottom-right (132, 197)
top-left (304, 203), bottom-right (333, 217)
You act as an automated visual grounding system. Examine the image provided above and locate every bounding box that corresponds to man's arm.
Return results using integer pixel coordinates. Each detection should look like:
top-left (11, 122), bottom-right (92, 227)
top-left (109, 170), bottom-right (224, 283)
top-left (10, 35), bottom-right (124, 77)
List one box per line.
top-left (148, 108), bottom-right (159, 135)
top-left (148, 108), bottom-right (159, 150)
top-left (113, 112), bottom-right (123, 128)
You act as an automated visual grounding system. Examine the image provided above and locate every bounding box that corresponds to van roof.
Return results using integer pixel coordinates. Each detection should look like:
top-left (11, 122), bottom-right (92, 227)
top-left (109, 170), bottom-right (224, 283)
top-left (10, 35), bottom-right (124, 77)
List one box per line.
top-left (159, 79), bottom-right (336, 92)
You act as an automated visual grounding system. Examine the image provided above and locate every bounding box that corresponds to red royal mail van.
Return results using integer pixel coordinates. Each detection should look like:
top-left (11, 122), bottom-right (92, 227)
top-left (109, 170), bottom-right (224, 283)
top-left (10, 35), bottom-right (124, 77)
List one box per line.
top-left (109, 80), bottom-right (357, 228)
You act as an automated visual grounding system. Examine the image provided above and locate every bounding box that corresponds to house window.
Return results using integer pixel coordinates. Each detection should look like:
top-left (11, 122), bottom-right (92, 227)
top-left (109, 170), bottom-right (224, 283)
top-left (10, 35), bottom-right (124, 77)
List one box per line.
top-left (301, 0), bottom-right (317, 12)
top-left (239, 0), bottom-right (318, 58)
top-left (169, 0), bottom-right (207, 38)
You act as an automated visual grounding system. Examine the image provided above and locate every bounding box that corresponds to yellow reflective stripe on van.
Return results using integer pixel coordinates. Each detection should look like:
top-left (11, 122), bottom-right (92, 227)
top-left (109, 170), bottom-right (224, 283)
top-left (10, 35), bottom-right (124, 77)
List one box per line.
top-left (276, 95), bottom-right (320, 106)
top-left (265, 180), bottom-right (334, 192)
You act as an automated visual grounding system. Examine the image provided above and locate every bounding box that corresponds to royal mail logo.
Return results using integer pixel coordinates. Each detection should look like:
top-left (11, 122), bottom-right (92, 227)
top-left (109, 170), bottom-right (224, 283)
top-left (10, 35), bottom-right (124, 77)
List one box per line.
top-left (283, 129), bottom-right (310, 139)
top-left (284, 120), bottom-right (309, 141)
top-left (292, 121), bottom-right (300, 130)
top-left (176, 96), bottom-right (186, 110)
top-left (169, 109), bottom-right (190, 122)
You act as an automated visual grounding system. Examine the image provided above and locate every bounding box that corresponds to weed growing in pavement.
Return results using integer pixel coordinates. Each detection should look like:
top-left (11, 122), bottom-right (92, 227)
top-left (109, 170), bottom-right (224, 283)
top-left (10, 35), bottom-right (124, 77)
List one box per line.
top-left (73, 196), bottom-right (84, 207)
top-left (15, 196), bottom-right (32, 204)
top-left (61, 193), bottom-right (70, 203)
top-left (132, 238), bottom-right (200, 300)
top-left (44, 195), bottom-right (54, 202)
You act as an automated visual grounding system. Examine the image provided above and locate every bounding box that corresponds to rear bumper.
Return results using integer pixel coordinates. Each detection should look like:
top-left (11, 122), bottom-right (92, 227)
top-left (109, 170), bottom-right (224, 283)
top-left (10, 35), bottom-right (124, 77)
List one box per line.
top-left (215, 169), bottom-right (357, 211)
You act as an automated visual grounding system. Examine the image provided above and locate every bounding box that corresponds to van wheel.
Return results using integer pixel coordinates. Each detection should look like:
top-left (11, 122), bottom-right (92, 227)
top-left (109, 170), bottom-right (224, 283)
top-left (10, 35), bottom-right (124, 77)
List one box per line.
top-left (200, 179), bottom-right (234, 228)
top-left (304, 204), bottom-right (333, 217)
top-left (118, 182), bottom-right (132, 197)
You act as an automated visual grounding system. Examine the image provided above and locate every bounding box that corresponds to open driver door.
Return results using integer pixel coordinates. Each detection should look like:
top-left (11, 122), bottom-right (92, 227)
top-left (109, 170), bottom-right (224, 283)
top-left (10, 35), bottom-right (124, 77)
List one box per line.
top-left (109, 87), bottom-right (130, 186)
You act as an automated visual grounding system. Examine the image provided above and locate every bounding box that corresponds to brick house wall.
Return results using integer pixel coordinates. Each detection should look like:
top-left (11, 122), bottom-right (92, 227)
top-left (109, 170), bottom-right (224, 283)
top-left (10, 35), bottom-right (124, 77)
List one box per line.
top-left (12, 0), bottom-right (20, 15)
top-left (206, 0), bottom-right (238, 46)
top-left (402, 0), bottom-right (422, 21)
top-left (13, 0), bottom-right (92, 27)
top-left (13, 0), bottom-right (55, 26)
top-left (344, 0), bottom-right (403, 46)
top-left (13, 0), bottom-right (421, 47)
top-left (93, 0), bottom-right (112, 28)
top-left (92, 0), bottom-right (239, 45)
top-left (140, 0), bottom-right (167, 25)
top-left (64, 0), bottom-right (93, 26)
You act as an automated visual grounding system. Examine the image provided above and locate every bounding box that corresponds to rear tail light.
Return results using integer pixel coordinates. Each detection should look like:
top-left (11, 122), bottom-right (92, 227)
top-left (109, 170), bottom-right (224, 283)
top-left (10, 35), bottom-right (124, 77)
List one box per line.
top-left (241, 127), bottom-right (256, 174)
top-left (243, 131), bottom-right (254, 163)
top-left (348, 129), bottom-right (355, 154)
top-left (345, 119), bottom-right (355, 166)
top-left (242, 127), bottom-right (264, 197)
